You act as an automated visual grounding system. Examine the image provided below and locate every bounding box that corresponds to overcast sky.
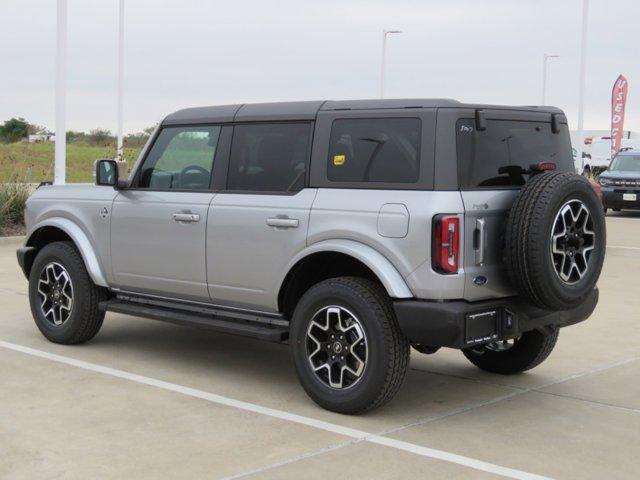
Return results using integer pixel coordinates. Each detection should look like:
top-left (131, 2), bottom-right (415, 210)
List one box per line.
top-left (1, 0), bottom-right (639, 134)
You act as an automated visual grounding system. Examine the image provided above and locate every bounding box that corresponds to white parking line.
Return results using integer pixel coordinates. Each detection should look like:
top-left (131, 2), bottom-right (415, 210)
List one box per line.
top-left (608, 245), bottom-right (640, 251)
top-left (0, 340), bottom-right (551, 480)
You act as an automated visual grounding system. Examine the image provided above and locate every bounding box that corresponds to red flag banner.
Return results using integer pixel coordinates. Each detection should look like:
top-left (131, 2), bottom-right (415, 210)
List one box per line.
top-left (611, 74), bottom-right (628, 158)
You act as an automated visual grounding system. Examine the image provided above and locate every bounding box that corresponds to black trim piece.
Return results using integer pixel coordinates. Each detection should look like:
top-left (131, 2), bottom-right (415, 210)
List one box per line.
top-left (100, 299), bottom-right (289, 342)
top-left (16, 246), bottom-right (36, 278)
top-left (112, 292), bottom-right (287, 326)
top-left (475, 109), bottom-right (487, 131)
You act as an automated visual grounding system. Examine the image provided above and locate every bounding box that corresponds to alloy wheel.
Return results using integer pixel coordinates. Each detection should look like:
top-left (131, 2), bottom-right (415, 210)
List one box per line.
top-left (305, 306), bottom-right (368, 389)
top-left (37, 262), bottom-right (74, 326)
top-left (550, 199), bottom-right (595, 284)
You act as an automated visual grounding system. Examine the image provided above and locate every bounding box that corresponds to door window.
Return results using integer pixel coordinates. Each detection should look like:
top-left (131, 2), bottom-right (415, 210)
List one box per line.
top-left (227, 123), bottom-right (312, 192)
top-left (327, 118), bottom-right (421, 183)
top-left (138, 126), bottom-right (220, 190)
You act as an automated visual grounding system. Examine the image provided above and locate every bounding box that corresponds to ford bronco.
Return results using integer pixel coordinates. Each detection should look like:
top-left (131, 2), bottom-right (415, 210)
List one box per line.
top-left (17, 100), bottom-right (605, 414)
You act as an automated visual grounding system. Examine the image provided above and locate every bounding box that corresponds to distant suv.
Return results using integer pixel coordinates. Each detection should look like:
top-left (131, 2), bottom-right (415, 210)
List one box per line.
top-left (17, 100), bottom-right (605, 414)
top-left (599, 149), bottom-right (640, 213)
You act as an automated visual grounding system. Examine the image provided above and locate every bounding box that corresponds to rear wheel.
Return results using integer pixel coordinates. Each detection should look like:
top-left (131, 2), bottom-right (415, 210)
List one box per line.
top-left (462, 328), bottom-right (559, 374)
top-left (290, 277), bottom-right (409, 414)
top-left (28, 241), bottom-right (106, 344)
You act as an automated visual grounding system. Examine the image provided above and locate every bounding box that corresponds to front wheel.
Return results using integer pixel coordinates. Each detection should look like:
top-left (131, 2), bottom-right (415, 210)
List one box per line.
top-left (28, 241), bottom-right (106, 344)
top-left (290, 277), bottom-right (409, 414)
top-left (462, 328), bottom-right (559, 374)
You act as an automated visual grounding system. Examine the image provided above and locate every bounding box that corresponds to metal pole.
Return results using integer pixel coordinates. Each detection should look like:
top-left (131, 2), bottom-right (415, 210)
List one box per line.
top-left (116, 0), bottom-right (125, 161)
top-left (54, 0), bottom-right (67, 184)
top-left (542, 54), bottom-right (559, 105)
top-left (380, 29), bottom-right (401, 99)
top-left (542, 54), bottom-right (548, 105)
top-left (577, 0), bottom-right (589, 172)
top-left (380, 30), bottom-right (387, 99)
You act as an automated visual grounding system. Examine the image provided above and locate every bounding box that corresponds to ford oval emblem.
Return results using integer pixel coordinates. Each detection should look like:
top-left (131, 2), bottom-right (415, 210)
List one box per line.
top-left (473, 276), bottom-right (487, 286)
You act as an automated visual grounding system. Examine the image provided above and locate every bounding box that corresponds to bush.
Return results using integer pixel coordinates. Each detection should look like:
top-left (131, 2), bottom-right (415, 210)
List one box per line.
top-left (0, 180), bottom-right (30, 232)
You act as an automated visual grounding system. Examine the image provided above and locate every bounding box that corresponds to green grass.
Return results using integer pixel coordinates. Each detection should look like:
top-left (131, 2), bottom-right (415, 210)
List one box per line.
top-left (0, 181), bottom-right (30, 233)
top-left (0, 142), bottom-right (143, 183)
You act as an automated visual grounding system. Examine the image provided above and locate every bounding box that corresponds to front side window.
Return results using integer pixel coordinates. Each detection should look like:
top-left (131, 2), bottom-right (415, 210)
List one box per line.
top-left (138, 126), bottom-right (220, 190)
top-left (227, 123), bottom-right (312, 192)
top-left (456, 119), bottom-right (573, 188)
top-left (327, 118), bottom-right (421, 183)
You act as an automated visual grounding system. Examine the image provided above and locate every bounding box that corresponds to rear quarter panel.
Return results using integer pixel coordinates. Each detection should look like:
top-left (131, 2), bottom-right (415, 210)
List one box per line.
top-left (308, 189), bottom-right (466, 300)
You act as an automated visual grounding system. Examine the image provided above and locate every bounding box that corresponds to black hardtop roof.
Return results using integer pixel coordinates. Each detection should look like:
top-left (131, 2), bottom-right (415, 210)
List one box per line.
top-left (162, 99), bottom-right (564, 125)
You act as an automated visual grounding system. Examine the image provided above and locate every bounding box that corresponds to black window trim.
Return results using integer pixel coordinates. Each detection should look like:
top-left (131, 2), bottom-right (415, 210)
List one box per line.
top-left (325, 116), bottom-right (423, 186)
top-left (220, 120), bottom-right (315, 196)
top-left (128, 122), bottom-right (226, 193)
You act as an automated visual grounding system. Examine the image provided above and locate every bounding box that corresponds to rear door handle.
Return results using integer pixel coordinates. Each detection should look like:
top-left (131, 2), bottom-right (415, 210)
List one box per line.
top-left (474, 218), bottom-right (486, 265)
top-left (172, 213), bottom-right (200, 223)
top-left (266, 217), bottom-right (299, 228)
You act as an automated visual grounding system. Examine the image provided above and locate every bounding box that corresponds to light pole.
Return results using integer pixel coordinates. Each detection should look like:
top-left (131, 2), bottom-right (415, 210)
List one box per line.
top-left (380, 29), bottom-right (401, 99)
top-left (577, 0), bottom-right (589, 171)
top-left (542, 53), bottom-right (559, 105)
top-left (116, 0), bottom-right (125, 162)
top-left (54, 0), bottom-right (67, 184)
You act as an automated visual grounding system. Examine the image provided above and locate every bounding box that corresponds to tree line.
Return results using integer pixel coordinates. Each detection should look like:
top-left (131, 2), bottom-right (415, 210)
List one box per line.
top-left (0, 117), bottom-right (156, 148)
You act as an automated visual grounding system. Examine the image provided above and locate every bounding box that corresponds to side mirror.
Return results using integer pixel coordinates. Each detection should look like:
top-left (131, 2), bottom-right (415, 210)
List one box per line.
top-left (95, 159), bottom-right (118, 187)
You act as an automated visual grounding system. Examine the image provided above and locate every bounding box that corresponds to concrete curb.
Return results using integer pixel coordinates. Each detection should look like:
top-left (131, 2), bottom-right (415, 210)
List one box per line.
top-left (0, 236), bottom-right (25, 247)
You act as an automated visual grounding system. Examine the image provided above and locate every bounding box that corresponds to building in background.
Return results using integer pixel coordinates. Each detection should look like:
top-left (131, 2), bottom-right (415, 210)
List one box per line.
top-left (27, 133), bottom-right (55, 143)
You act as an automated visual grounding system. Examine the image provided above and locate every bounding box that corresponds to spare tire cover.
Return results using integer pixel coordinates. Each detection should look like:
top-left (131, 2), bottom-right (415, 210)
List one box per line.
top-left (504, 172), bottom-right (606, 311)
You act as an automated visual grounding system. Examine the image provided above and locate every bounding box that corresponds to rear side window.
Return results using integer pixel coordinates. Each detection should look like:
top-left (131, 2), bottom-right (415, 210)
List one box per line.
top-left (227, 123), bottom-right (312, 192)
top-left (457, 119), bottom-right (573, 188)
top-left (327, 118), bottom-right (421, 183)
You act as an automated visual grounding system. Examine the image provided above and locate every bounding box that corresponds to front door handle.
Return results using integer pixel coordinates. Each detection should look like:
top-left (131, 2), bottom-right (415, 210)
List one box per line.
top-left (173, 213), bottom-right (200, 223)
top-left (266, 217), bottom-right (299, 228)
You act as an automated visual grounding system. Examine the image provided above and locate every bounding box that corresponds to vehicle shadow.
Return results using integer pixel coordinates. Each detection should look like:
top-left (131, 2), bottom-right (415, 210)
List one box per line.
top-left (606, 210), bottom-right (640, 218)
top-left (88, 313), bottom-right (513, 423)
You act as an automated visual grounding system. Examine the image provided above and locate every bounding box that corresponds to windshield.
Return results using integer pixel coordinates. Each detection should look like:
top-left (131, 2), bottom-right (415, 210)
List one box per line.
top-left (609, 155), bottom-right (640, 172)
top-left (456, 118), bottom-right (573, 188)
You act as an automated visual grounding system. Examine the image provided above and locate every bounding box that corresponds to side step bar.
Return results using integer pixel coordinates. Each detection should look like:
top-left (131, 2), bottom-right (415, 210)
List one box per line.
top-left (99, 299), bottom-right (289, 342)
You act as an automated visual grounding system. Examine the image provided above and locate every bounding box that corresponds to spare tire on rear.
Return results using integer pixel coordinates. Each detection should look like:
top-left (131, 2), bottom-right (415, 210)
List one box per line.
top-left (504, 171), bottom-right (606, 311)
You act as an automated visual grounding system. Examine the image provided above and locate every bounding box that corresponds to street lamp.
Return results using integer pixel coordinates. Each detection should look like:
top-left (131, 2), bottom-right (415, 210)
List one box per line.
top-left (542, 53), bottom-right (559, 105)
top-left (577, 0), bottom-right (590, 172)
top-left (380, 29), bottom-right (402, 99)
top-left (116, 0), bottom-right (125, 163)
top-left (55, 0), bottom-right (67, 184)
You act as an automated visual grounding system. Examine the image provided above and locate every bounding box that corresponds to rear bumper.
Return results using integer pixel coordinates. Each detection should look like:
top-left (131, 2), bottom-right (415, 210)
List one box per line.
top-left (602, 190), bottom-right (640, 210)
top-left (394, 288), bottom-right (598, 349)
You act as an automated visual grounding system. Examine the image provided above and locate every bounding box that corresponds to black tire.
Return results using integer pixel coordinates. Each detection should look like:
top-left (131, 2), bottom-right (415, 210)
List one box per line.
top-left (504, 172), bottom-right (606, 311)
top-left (289, 277), bottom-right (409, 414)
top-left (28, 241), bottom-right (106, 344)
top-left (462, 328), bottom-right (559, 374)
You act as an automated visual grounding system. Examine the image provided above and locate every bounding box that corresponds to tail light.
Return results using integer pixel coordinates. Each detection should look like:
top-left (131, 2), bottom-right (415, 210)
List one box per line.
top-left (433, 215), bottom-right (460, 274)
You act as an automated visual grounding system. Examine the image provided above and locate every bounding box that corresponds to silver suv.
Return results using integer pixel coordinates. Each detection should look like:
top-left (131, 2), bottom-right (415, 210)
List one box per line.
top-left (17, 100), bottom-right (605, 414)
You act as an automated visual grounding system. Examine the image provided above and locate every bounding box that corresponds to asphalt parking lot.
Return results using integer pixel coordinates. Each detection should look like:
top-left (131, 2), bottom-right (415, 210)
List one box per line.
top-left (1, 212), bottom-right (639, 480)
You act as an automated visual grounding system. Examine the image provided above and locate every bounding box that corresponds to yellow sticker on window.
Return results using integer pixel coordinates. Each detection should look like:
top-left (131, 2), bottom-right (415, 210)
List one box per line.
top-left (333, 154), bottom-right (345, 166)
